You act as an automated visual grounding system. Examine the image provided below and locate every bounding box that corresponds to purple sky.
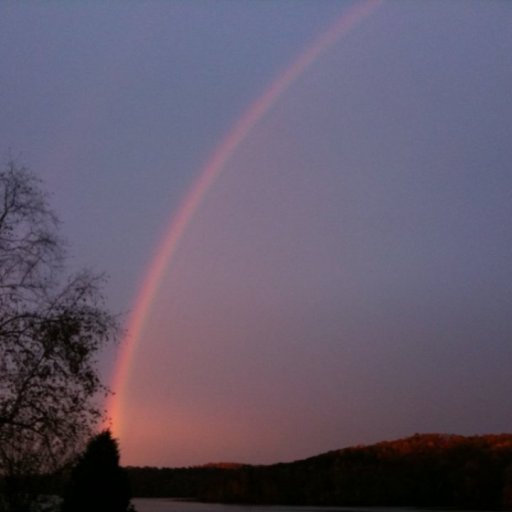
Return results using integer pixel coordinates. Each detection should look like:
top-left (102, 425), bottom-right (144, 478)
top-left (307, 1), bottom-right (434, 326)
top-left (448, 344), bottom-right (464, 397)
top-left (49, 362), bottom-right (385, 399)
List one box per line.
top-left (2, 1), bottom-right (512, 467)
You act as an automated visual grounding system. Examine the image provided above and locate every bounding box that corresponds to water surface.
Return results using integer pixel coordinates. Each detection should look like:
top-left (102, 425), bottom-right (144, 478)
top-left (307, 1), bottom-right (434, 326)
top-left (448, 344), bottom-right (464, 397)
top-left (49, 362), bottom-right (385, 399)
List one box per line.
top-left (132, 498), bottom-right (490, 512)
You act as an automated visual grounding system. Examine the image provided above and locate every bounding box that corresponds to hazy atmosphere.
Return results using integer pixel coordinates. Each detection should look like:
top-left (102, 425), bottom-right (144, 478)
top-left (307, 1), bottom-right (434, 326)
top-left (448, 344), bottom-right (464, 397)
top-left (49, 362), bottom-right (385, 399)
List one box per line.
top-left (2, 0), bottom-right (512, 468)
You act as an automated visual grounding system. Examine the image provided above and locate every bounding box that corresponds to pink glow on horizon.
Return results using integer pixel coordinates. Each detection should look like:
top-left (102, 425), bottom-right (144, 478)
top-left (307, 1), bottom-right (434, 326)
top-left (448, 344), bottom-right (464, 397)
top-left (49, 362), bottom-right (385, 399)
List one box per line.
top-left (107, 0), bottom-right (381, 440)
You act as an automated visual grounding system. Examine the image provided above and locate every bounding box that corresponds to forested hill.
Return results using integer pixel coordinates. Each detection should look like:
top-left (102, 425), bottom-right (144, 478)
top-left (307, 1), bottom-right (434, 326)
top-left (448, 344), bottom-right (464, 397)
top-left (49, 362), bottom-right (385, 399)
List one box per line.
top-left (126, 433), bottom-right (512, 509)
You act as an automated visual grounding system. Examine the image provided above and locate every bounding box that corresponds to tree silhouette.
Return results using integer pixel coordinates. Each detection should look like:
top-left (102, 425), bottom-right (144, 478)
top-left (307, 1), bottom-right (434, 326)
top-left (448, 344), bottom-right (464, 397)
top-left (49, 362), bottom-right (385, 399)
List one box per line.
top-left (0, 160), bottom-right (118, 511)
top-left (61, 430), bottom-right (135, 512)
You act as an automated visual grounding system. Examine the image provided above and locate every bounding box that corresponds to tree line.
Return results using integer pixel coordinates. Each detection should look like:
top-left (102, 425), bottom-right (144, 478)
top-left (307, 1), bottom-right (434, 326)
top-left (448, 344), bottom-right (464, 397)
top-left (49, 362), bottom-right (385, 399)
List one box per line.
top-left (127, 433), bottom-right (512, 509)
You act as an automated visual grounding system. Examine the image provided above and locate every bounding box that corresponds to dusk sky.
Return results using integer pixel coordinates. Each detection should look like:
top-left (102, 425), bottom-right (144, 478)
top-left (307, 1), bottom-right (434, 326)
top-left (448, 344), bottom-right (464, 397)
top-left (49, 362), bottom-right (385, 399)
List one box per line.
top-left (2, 1), bottom-right (512, 468)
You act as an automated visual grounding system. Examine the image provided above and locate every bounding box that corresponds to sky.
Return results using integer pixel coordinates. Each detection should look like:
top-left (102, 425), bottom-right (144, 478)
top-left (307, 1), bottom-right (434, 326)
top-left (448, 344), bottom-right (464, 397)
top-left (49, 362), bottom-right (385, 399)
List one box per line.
top-left (1, 0), bottom-right (512, 468)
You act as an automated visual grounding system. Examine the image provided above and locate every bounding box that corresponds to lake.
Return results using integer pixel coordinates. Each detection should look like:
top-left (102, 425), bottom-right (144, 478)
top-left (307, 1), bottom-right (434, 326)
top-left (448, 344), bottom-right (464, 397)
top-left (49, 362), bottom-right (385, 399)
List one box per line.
top-left (132, 498), bottom-right (494, 512)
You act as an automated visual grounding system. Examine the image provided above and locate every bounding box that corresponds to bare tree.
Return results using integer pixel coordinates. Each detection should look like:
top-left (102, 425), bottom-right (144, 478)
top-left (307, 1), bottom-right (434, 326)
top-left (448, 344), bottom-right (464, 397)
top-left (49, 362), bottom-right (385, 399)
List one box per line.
top-left (0, 160), bottom-right (118, 511)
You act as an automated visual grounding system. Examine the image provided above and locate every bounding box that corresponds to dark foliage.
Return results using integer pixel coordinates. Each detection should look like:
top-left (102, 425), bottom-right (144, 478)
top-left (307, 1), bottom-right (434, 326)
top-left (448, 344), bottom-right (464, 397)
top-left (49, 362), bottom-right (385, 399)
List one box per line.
top-left (61, 430), bottom-right (135, 512)
top-left (126, 433), bottom-right (512, 509)
top-left (0, 160), bottom-right (118, 511)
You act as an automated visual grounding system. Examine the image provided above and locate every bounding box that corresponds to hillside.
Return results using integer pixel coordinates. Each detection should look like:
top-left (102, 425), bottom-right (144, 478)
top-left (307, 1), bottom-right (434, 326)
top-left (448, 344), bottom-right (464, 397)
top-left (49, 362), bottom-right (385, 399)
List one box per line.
top-left (126, 433), bottom-right (512, 509)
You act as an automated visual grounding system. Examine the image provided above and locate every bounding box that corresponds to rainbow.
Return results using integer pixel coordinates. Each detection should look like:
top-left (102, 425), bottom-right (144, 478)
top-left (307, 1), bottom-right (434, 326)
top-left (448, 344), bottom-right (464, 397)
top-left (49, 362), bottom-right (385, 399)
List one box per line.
top-left (107, 0), bottom-right (381, 438)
